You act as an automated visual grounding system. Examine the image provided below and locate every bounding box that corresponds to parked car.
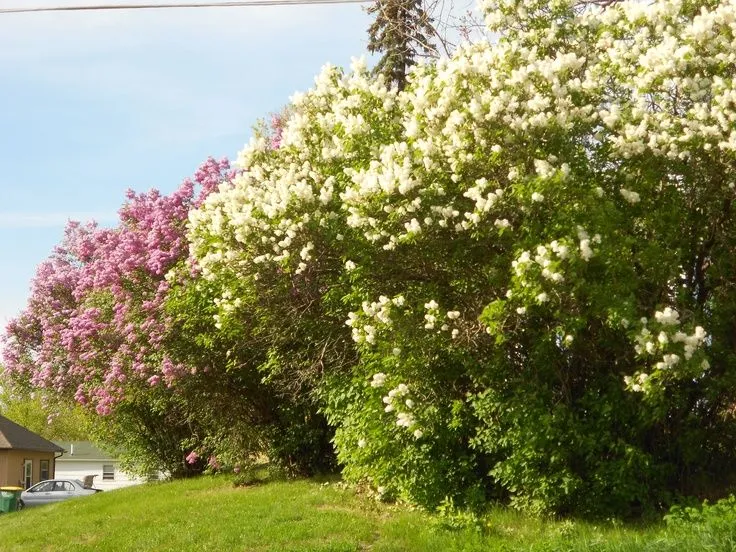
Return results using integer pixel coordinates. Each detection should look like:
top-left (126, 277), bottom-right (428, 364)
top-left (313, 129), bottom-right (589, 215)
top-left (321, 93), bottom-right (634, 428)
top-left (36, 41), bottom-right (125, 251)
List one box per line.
top-left (20, 479), bottom-right (101, 508)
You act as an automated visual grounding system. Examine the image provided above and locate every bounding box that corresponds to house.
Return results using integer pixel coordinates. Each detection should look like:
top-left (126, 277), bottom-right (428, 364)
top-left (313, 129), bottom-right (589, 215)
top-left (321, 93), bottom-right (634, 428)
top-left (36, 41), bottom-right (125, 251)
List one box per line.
top-left (0, 415), bottom-right (64, 488)
top-left (52, 441), bottom-right (151, 491)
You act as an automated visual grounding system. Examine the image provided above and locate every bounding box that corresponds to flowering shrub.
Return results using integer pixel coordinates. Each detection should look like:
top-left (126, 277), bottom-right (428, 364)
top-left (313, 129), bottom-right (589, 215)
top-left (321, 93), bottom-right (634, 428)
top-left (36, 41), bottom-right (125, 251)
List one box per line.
top-left (187, 0), bottom-right (736, 515)
top-left (6, 0), bottom-right (736, 516)
top-left (1, 158), bottom-right (266, 476)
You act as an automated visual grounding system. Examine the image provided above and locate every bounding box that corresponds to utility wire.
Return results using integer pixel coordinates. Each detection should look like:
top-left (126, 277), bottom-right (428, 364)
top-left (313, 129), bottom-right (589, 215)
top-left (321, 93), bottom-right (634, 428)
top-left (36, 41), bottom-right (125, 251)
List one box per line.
top-left (0, 0), bottom-right (367, 15)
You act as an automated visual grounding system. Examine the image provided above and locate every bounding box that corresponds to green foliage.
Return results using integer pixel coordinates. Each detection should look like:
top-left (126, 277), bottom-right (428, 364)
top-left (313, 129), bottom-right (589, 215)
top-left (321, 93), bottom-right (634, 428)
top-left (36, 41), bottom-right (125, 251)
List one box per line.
top-left (0, 382), bottom-right (91, 441)
top-left (665, 495), bottom-right (736, 529)
top-left (87, 395), bottom-right (194, 478)
top-left (163, 260), bottom-right (336, 477)
top-left (325, 348), bottom-right (486, 509)
top-left (8, 0), bottom-right (736, 522)
top-left (185, 0), bottom-right (736, 516)
top-left (660, 496), bottom-right (736, 551)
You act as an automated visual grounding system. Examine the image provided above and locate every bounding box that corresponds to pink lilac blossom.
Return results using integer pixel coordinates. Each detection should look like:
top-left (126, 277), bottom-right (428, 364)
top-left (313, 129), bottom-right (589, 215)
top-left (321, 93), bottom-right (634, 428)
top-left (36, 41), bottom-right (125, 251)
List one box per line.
top-left (2, 158), bottom-right (232, 415)
top-left (269, 113), bottom-right (285, 150)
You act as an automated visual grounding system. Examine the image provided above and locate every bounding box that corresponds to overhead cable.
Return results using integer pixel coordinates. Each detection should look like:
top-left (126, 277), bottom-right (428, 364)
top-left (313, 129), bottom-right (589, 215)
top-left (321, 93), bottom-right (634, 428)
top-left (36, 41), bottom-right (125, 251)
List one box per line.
top-left (0, 0), bottom-right (367, 15)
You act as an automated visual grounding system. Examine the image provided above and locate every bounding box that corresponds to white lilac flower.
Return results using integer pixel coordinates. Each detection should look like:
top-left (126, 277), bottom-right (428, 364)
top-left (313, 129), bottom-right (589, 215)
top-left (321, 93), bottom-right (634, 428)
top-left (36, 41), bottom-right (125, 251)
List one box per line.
top-left (396, 412), bottom-right (415, 428)
top-left (619, 188), bottom-right (641, 204)
top-left (654, 307), bottom-right (680, 326)
top-left (371, 373), bottom-right (387, 388)
top-left (579, 239), bottom-right (594, 261)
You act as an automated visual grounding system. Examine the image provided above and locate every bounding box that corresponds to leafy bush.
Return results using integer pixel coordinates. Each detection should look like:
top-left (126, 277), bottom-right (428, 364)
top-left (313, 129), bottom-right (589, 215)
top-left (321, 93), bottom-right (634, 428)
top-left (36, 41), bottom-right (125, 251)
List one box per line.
top-left (186, 0), bottom-right (736, 515)
top-left (7, 0), bottom-right (736, 518)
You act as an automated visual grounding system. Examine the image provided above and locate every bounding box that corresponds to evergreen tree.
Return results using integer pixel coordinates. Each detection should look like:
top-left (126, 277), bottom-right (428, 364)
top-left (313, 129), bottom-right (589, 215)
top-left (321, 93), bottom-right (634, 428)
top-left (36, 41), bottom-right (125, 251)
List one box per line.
top-left (367, 0), bottom-right (436, 90)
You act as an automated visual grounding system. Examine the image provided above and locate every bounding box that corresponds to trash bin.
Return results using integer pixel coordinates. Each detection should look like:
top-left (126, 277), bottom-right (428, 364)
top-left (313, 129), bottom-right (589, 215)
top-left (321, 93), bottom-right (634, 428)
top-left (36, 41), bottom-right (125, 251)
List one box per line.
top-left (0, 487), bottom-right (24, 513)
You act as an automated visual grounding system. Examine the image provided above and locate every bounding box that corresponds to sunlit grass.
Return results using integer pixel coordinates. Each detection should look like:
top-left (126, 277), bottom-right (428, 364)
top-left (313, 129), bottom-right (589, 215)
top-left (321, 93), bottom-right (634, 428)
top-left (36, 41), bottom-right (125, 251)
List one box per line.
top-left (0, 475), bottom-right (733, 551)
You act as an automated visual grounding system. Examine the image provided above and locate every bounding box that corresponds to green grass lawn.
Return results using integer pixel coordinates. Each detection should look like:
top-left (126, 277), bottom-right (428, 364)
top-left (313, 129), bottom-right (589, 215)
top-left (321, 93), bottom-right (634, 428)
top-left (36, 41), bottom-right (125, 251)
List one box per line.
top-left (0, 476), bottom-right (733, 551)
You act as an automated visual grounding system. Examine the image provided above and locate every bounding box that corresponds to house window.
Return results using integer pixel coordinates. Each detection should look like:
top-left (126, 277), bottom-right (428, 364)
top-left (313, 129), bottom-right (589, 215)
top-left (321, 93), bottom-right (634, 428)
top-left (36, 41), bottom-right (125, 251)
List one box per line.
top-left (40, 460), bottom-right (50, 481)
top-left (102, 464), bottom-right (115, 481)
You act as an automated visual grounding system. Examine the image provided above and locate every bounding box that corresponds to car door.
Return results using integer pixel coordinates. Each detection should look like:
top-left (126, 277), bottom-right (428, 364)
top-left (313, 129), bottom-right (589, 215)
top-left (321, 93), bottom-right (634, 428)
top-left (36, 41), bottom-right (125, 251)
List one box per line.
top-left (51, 481), bottom-right (74, 502)
top-left (23, 481), bottom-right (54, 506)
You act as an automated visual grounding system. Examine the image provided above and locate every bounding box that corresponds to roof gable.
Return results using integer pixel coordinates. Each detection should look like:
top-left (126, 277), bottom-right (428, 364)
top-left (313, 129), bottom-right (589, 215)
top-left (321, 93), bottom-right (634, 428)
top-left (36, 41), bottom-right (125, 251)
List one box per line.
top-left (52, 441), bottom-right (117, 461)
top-left (0, 415), bottom-right (64, 453)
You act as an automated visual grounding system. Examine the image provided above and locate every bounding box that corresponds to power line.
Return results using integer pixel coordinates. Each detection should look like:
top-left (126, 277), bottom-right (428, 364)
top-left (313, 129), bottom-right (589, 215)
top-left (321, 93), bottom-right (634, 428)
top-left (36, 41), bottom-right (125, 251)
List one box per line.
top-left (0, 0), bottom-right (368, 15)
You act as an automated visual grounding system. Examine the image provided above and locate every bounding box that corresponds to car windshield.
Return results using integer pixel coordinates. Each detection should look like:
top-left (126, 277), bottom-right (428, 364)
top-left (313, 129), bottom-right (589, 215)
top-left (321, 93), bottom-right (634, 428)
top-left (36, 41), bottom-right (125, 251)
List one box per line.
top-left (29, 481), bottom-right (54, 492)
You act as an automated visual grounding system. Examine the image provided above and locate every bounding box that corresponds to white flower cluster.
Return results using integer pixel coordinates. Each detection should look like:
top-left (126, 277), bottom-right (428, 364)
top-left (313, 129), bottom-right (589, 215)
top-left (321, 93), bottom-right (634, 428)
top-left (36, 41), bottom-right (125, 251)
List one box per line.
top-left (187, 61), bottom-right (401, 283)
top-left (511, 238), bottom-right (574, 289)
top-left (629, 307), bottom-right (709, 391)
top-left (370, 372), bottom-right (387, 388)
top-left (183, 0), bottom-right (735, 450)
top-left (480, 0), bottom-right (736, 161)
top-left (654, 307), bottom-right (680, 326)
top-left (189, 0), bottom-right (736, 301)
top-left (577, 227), bottom-right (601, 263)
top-left (461, 178), bottom-right (506, 229)
top-left (423, 299), bottom-right (462, 339)
top-left (380, 382), bottom-right (423, 438)
top-left (504, 235), bottom-right (595, 325)
top-left (624, 372), bottom-right (650, 393)
top-left (423, 299), bottom-right (440, 329)
top-left (346, 295), bottom-right (405, 345)
top-left (212, 289), bottom-right (243, 329)
top-left (619, 188), bottom-right (641, 204)
top-left (370, 374), bottom-right (424, 438)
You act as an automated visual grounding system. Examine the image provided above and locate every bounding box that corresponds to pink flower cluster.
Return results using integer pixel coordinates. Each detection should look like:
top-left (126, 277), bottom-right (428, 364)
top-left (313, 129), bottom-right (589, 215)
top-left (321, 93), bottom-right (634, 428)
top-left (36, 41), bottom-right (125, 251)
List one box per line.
top-left (269, 113), bottom-right (285, 150)
top-left (2, 158), bottom-right (232, 415)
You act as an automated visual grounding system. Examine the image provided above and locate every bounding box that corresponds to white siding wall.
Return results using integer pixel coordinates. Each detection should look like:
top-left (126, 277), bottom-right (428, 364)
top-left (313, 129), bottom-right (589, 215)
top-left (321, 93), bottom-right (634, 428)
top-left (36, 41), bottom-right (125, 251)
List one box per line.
top-left (54, 459), bottom-right (147, 491)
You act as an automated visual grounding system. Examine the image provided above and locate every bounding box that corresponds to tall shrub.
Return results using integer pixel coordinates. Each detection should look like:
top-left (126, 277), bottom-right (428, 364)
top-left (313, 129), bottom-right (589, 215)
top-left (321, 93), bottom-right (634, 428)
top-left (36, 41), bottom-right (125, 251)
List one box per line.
top-left (189, 0), bottom-right (736, 515)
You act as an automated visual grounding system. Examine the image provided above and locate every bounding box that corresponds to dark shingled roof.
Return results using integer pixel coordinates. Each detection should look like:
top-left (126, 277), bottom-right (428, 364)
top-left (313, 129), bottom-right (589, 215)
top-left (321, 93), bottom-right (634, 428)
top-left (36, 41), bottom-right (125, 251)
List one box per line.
top-left (0, 415), bottom-right (64, 453)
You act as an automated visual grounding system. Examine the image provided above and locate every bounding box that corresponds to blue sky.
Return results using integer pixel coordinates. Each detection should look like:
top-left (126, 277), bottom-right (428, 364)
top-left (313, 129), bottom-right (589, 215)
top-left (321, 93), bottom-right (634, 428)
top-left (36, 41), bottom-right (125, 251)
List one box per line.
top-left (0, 0), bottom-right (377, 326)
